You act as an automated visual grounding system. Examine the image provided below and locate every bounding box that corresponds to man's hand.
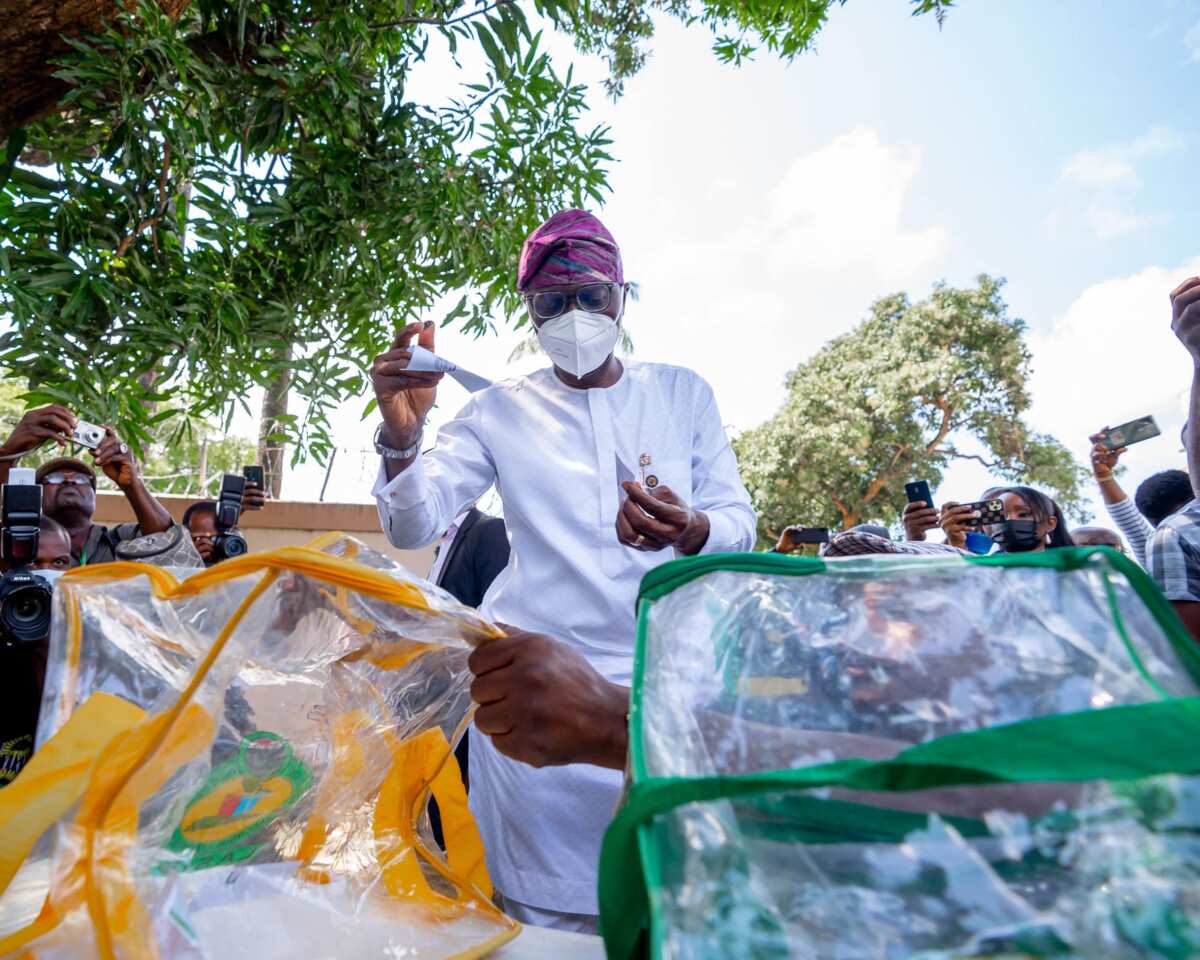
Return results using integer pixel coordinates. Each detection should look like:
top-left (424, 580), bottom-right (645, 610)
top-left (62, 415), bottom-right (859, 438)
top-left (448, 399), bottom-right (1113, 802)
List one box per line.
top-left (468, 627), bottom-right (629, 770)
top-left (92, 427), bottom-right (138, 488)
top-left (772, 526), bottom-right (803, 553)
top-left (939, 501), bottom-right (980, 549)
top-left (1088, 431), bottom-right (1124, 480)
top-left (1171, 277), bottom-right (1200, 363)
top-left (902, 500), bottom-right (939, 541)
top-left (0, 405), bottom-right (76, 459)
top-left (243, 482), bottom-right (266, 511)
top-left (370, 321), bottom-right (444, 450)
top-left (617, 482), bottom-right (710, 555)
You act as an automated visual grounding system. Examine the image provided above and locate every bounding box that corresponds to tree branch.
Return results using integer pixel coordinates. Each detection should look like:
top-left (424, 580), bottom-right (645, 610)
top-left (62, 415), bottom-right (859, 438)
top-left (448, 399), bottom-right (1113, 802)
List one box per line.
top-left (115, 139), bottom-right (172, 258)
top-left (369, 0), bottom-right (513, 30)
top-left (831, 495), bottom-right (852, 528)
top-left (944, 448), bottom-right (1004, 471)
top-left (923, 395), bottom-right (955, 455)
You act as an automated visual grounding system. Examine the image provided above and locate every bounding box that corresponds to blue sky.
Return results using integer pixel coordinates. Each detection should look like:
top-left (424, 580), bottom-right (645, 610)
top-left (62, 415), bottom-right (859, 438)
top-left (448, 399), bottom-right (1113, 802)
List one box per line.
top-left (274, 0), bottom-right (1200, 527)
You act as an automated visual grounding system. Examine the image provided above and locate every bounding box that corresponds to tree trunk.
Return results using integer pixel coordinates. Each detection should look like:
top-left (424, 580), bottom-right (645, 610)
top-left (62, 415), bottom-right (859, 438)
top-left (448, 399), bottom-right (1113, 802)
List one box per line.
top-left (257, 343), bottom-right (291, 499)
top-left (197, 437), bottom-right (208, 495)
top-left (0, 0), bottom-right (191, 140)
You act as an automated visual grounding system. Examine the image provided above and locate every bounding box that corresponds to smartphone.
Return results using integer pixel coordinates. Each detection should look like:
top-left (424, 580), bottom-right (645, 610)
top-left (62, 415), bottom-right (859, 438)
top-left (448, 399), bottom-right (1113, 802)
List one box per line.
top-left (242, 465), bottom-right (265, 490)
top-left (1101, 416), bottom-right (1161, 450)
top-left (790, 527), bottom-right (831, 545)
top-left (904, 480), bottom-right (934, 510)
top-left (963, 499), bottom-right (1005, 528)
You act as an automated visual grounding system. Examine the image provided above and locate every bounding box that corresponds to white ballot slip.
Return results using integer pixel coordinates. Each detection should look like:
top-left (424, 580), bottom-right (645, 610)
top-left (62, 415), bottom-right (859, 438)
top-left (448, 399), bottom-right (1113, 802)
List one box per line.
top-left (407, 344), bottom-right (492, 393)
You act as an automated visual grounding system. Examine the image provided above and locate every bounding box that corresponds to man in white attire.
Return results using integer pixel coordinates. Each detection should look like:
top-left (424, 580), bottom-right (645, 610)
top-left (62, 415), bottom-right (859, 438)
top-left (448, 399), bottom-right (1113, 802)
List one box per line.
top-left (371, 209), bottom-right (756, 931)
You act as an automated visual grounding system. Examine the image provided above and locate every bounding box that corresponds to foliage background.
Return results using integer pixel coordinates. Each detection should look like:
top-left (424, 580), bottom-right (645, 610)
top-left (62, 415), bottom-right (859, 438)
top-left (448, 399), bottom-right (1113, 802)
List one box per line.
top-left (733, 275), bottom-right (1088, 543)
top-left (0, 0), bottom-right (953, 494)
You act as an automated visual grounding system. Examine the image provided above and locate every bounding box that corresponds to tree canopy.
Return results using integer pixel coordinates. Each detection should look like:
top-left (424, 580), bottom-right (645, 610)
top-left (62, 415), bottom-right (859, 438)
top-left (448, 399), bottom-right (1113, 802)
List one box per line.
top-left (733, 276), bottom-right (1087, 542)
top-left (0, 0), bottom-right (954, 494)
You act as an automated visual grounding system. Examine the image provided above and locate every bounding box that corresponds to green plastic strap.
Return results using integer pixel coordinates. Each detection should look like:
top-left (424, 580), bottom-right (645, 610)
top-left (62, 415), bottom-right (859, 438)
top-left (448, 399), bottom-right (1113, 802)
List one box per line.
top-left (598, 697), bottom-right (1200, 960)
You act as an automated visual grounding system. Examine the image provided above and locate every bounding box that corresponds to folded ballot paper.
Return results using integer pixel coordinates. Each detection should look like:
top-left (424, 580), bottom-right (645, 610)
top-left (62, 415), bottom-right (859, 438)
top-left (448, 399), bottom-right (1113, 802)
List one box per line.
top-left (407, 345), bottom-right (492, 393)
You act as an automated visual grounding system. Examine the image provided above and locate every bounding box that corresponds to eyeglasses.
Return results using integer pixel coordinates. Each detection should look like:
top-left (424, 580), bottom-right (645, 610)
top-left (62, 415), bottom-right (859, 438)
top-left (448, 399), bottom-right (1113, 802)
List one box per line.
top-left (42, 472), bottom-right (92, 486)
top-left (523, 283), bottom-right (622, 321)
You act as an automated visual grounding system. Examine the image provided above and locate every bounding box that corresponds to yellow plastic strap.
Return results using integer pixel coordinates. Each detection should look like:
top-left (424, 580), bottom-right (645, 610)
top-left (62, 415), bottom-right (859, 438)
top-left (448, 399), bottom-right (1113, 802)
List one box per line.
top-left (374, 728), bottom-right (500, 920)
top-left (92, 704), bottom-right (214, 960)
top-left (0, 693), bottom-right (146, 898)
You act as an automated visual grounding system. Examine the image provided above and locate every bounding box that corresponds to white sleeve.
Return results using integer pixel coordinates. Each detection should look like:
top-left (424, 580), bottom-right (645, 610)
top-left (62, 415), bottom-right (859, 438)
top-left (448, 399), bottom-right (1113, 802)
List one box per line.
top-left (688, 378), bottom-right (758, 554)
top-left (371, 397), bottom-right (497, 549)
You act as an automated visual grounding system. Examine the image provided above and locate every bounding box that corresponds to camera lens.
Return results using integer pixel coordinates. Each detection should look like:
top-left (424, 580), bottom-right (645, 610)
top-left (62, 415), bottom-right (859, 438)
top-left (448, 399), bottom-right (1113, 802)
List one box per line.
top-left (223, 534), bottom-right (248, 558)
top-left (0, 579), bottom-right (53, 645)
top-left (12, 592), bottom-right (42, 623)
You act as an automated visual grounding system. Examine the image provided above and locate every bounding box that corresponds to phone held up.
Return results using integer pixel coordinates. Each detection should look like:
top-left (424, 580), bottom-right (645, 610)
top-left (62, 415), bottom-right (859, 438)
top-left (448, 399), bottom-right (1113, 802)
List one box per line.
top-left (243, 465), bottom-right (265, 490)
top-left (904, 480), bottom-right (934, 510)
top-left (962, 499), bottom-right (1005, 528)
top-left (1099, 416), bottom-right (1161, 450)
top-left (790, 527), bottom-right (831, 546)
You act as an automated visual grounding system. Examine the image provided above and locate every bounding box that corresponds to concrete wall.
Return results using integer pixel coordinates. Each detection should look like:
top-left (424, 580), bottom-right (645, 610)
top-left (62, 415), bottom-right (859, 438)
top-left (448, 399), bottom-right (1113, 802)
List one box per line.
top-left (92, 493), bottom-right (436, 578)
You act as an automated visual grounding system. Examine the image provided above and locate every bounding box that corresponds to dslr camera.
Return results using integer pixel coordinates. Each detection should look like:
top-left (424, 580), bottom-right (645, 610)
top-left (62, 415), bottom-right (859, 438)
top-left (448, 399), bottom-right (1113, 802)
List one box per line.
top-left (1, 469), bottom-right (54, 646)
top-left (211, 474), bottom-right (249, 563)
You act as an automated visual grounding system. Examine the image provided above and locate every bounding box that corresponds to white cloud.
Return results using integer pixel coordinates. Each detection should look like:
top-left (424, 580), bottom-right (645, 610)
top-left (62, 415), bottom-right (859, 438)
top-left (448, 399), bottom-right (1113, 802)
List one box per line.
top-left (766, 126), bottom-right (949, 281)
top-left (1025, 258), bottom-right (1200, 520)
top-left (1186, 21), bottom-right (1200, 62)
top-left (1054, 126), bottom-right (1185, 241)
top-left (1086, 202), bottom-right (1169, 239)
top-left (1060, 126), bottom-right (1184, 188)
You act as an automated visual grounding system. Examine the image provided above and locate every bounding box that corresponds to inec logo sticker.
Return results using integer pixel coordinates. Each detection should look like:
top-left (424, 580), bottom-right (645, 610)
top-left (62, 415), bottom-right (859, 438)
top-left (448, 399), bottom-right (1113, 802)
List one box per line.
top-left (165, 731), bottom-right (311, 871)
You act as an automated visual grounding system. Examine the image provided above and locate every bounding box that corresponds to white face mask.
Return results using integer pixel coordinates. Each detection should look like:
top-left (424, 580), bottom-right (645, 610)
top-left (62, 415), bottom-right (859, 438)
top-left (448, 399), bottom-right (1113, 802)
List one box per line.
top-left (536, 309), bottom-right (620, 378)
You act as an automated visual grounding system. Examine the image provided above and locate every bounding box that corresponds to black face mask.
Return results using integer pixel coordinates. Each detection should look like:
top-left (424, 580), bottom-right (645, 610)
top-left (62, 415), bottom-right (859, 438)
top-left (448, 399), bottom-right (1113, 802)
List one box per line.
top-left (992, 519), bottom-right (1043, 553)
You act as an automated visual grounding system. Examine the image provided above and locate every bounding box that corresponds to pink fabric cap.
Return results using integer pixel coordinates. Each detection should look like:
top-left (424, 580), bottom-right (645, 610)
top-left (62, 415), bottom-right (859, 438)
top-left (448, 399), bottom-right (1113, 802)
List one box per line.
top-left (517, 209), bottom-right (624, 291)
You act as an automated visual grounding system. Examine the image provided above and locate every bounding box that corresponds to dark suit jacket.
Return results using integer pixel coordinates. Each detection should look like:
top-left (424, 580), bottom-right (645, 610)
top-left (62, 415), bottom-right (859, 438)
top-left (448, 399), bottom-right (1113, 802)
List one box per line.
top-left (430, 509), bottom-right (509, 823)
top-left (436, 508), bottom-right (510, 608)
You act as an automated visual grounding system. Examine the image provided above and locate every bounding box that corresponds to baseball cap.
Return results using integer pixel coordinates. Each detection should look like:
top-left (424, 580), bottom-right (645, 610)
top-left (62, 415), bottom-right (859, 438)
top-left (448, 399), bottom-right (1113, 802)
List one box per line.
top-left (36, 457), bottom-right (97, 488)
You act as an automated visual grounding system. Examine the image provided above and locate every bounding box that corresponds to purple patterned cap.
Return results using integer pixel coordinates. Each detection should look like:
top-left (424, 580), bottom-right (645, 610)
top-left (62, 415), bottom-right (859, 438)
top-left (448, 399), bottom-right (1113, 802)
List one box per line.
top-left (517, 209), bottom-right (624, 291)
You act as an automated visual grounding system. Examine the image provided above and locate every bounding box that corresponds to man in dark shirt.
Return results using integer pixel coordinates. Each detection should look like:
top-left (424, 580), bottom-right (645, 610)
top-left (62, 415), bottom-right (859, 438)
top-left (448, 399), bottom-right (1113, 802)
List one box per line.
top-left (0, 405), bottom-right (173, 565)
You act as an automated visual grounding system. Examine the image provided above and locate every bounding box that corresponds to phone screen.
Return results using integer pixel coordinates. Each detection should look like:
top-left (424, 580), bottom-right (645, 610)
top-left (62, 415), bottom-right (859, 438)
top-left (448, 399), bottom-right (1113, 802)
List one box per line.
top-left (243, 465), bottom-right (265, 488)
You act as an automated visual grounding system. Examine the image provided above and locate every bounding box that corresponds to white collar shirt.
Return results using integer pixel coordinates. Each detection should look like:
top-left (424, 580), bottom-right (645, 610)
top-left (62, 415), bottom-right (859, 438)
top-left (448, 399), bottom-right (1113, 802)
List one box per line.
top-left (372, 360), bottom-right (756, 914)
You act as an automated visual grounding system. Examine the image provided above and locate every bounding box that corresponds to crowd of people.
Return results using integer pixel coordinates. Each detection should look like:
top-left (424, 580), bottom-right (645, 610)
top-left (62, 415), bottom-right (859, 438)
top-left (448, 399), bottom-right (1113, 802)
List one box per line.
top-left (2, 208), bottom-right (1200, 936)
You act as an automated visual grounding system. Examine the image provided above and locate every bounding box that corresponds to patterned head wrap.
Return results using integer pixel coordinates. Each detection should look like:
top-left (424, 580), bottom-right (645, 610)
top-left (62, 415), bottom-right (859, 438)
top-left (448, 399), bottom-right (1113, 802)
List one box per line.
top-left (517, 209), bottom-right (624, 291)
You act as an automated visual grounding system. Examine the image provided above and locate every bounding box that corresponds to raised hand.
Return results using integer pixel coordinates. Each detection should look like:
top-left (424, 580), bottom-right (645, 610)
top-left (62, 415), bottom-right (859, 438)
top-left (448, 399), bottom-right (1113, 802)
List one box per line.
top-left (370, 320), bottom-right (444, 451)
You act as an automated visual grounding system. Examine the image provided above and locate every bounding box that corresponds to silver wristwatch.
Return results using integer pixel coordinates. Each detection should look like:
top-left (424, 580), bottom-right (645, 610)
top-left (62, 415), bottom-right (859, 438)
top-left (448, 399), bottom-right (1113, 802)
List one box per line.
top-left (374, 424), bottom-right (423, 460)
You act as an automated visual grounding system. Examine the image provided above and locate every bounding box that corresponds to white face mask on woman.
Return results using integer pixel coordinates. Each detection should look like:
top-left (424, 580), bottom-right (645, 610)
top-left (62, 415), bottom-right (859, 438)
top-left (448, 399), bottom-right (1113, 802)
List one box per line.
top-left (535, 309), bottom-right (621, 378)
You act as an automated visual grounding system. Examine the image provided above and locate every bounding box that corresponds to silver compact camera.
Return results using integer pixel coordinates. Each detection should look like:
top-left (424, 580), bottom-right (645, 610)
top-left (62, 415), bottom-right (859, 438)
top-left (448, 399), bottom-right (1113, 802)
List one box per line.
top-left (72, 420), bottom-right (105, 449)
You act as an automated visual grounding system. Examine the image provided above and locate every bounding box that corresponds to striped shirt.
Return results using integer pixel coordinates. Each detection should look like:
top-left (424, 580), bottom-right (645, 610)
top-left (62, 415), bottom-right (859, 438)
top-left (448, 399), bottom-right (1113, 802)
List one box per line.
top-left (1105, 497), bottom-right (1154, 568)
top-left (1148, 499), bottom-right (1200, 602)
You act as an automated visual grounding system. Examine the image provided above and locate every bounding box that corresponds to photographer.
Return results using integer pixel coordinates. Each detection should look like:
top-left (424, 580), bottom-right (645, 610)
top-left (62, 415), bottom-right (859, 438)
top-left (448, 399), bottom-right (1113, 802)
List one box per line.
top-left (182, 475), bottom-right (257, 566)
top-left (0, 406), bottom-right (173, 565)
top-left (0, 474), bottom-right (58, 786)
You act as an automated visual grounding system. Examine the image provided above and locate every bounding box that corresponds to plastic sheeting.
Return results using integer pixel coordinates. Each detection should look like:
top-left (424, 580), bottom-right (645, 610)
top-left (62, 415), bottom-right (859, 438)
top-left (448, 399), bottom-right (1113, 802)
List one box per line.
top-left (0, 535), bottom-right (518, 959)
top-left (600, 549), bottom-right (1200, 960)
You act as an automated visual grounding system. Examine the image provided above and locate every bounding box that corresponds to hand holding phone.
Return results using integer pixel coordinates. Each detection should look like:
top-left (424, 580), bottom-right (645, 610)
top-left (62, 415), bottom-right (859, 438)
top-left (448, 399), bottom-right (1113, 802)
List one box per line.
top-left (939, 500), bottom-right (1002, 549)
top-left (790, 527), bottom-right (830, 546)
top-left (242, 465), bottom-right (267, 511)
top-left (1098, 416), bottom-right (1160, 451)
top-left (902, 481), bottom-right (939, 541)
